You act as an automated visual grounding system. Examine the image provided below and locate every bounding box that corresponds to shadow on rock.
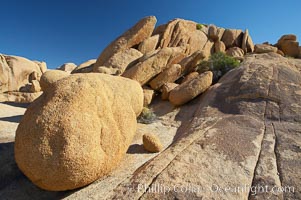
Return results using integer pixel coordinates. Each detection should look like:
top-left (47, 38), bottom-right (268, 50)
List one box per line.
top-left (0, 142), bottom-right (73, 200)
top-left (127, 144), bottom-right (150, 154)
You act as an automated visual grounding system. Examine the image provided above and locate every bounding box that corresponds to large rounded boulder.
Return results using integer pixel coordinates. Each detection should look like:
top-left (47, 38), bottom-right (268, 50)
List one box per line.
top-left (14, 73), bottom-right (143, 191)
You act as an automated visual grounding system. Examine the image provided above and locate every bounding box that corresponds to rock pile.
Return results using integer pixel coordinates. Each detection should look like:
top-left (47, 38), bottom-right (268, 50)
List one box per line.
top-left (92, 16), bottom-right (255, 106)
top-left (254, 34), bottom-right (301, 58)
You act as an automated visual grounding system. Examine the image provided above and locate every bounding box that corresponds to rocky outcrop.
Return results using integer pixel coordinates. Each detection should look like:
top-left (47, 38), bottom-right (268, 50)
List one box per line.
top-left (14, 73), bottom-right (143, 191)
top-left (72, 59), bottom-right (96, 74)
top-left (0, 54), bottom-right (46, 103)
top-left (158, 19), bottom-right (209, 55)
top-left (0, 54), bottom-right (46, 94)
top-left (94, 16), bottom-right (157, 68)
top-left (57, 63), bottom-right (76, 72)
top-left (107, 53), bottom-right (301, 200)
top-left (169, 71), bottom-right (213, 106)
top-left (277, 34), bottom-right (299, 57)
top-left (122, 47), bottom-right (185, 85)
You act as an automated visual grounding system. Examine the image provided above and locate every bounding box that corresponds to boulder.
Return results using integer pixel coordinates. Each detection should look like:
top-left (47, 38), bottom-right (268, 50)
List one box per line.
top-left (0, 54), bottom-right (45, 93)
top-left (278, 34), bottom-right (296, 41)
top-left (94, 16), bottom-right (157, 68)
top-left (122, 47), bottom-right (185, 85)
top-left (143, 87), bottom-right (155, 106)
top-left (57, 63), bottom-right (77, 72)
top-left (241, 29), bottom-right (254, 53)
top-left (181, 72), bottom-right (199, 83)
top-left (161, 83), bottom-right (179, 100)
top-left (221, 29), bottom-right (243, 48)
top-left (158, 19), bottom-right (208, 55)
top-left (71, 59), bottom-right (96, 74)
top-left (14, 73), bottom-right (143, 191)
top-left (277, 34), bottom-right (299, 57)
top-left (169, 71), bottom-right (213, 106)
top-left (98, 48), bottom-right (143, 73)
top-left (254, 44), bottom-right (278, 53)
top-left (208, 25), bottom-right (219, 41)
top-left (138, 35), bottom-right (160, 54)
top-left (214, 40), bottom-right (226, 53)
top-left (29, 80), bottom-right (41, 93)
top-left (149, 64), bottom-right (181, 90)
top-left (226, 47), bottom-right (245, 59)
top-left (143, 133), bottom-right (163, 153)
top-left (40, 70), bottom-right (69, 91)
top-left (179, 50), bottom-right (206, 74)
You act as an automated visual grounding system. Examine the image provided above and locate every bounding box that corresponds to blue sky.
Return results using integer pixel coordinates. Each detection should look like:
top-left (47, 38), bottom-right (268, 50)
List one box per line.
top-left (1, 0), bottom-right (300, 69)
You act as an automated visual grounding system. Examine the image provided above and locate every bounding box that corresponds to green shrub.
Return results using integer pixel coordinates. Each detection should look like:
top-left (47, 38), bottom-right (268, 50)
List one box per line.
top-left (196, 52), bottom-right (240, 82)
top-left (137, 107), bottom-right (156, 124)
top-left (196, 23), bottom-right (203, 30)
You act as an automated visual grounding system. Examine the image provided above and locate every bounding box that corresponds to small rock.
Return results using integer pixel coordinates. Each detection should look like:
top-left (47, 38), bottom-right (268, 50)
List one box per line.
top-left (143, 133), bottom-right (163, 153)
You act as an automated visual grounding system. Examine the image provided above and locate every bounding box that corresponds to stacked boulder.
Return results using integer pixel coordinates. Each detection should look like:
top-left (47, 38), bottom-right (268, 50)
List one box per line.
top-left (254, 34), bottom-right (301, 58)
top-left (92, 16), bottom-right (255, 106)
top-left (277, 34), bottom-right (300, 58)
top-left (0, 54), bottom-right (47, 103)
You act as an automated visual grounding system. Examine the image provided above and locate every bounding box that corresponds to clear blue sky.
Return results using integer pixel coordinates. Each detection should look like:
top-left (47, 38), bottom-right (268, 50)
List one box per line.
top-left (1, 0), bottom-right (300, 69)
